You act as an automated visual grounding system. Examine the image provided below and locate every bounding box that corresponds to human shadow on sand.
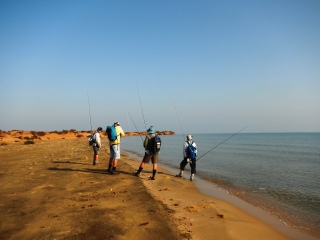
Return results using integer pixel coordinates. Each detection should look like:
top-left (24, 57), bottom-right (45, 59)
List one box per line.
top-left (51, 160), bottom-right (91, 165)
top-left (47, 167), bottom-right (134, 176)
top-left (47, 167), bottom-right (176, 178)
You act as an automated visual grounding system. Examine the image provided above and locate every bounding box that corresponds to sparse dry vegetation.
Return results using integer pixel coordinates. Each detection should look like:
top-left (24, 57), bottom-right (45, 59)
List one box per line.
top-left (38, 132), bottom-right (46, 136)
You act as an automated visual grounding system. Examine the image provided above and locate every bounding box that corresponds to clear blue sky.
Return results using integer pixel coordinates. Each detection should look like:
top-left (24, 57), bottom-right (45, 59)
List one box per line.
top-left (1, 0), bottom-right (319, 133)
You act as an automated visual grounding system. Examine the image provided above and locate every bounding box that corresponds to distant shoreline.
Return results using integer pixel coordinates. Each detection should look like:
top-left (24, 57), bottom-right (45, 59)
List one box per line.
top-left (0, 129), bottom-right (175, 144)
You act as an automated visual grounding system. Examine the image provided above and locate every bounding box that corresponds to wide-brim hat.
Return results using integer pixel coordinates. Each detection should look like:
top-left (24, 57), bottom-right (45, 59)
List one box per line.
top-left (147, 126), bottom-right (155, 133)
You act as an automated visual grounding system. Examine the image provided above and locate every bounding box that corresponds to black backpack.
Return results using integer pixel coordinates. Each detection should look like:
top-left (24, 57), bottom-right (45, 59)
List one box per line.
top-left (149, 135), bottom-right (161, 153)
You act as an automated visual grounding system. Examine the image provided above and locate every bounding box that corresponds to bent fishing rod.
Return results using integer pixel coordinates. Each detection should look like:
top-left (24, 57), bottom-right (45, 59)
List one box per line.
top-left (126, 110), bottom-right (144, 143)
top-left (136, 85), bottom-right (147, 131)
top-left (197, 126), bottom-right (248, 161)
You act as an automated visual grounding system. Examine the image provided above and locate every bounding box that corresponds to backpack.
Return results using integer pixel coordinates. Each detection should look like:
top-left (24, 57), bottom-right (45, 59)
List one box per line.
top-left (106, 125), bottom-right (117, 141)
top-left (88, 133), bottom-right (96, 146)
top-left (186, 141), bottom-right (196, 159)
top-left (149, 135), bottom-right (161, 153)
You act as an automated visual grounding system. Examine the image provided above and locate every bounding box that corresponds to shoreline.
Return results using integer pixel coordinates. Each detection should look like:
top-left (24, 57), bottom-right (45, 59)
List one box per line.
top-left (194, 178), bottom-right (318, 240)
top-left (123, 150), bottom-right (319, 240)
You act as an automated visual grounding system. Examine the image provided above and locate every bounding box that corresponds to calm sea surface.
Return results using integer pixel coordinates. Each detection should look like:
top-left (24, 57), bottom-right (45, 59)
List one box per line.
top-left (121, 133), bottom-right (320, 237)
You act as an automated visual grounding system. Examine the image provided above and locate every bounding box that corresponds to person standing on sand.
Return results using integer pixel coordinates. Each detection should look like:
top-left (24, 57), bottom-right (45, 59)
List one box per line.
top-left (133, 126), bottom-right (161, 180)
top-left (92, 127), bottom-right (103, 165)
top-left (108, 122), bottom-right (125, 174)
top-left (177, 135), bottom-right (197, 181)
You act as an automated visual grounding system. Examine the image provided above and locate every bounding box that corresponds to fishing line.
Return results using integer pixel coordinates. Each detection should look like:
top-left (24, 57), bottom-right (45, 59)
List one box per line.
top-left (197, 126), bottom-right (248, 161)
top-left (87, 91), bottom-right (93, 131)
top-left (127, 110), bottom-right (144, 143)
top-left (123, 110), bottom-right (133, 145)
top-left (136, 85), bottom-right (147, 131)
top-left (172, 99), bottom-right (185, 141)
top-left (125, 110), bottom-right (132, 133)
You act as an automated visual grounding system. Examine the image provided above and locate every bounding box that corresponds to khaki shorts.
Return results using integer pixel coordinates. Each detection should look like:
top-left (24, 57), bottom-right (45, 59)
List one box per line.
top-left (142, 152), bottom-right (159, 164)
top-left (93, 146), bottom-right (99, 155)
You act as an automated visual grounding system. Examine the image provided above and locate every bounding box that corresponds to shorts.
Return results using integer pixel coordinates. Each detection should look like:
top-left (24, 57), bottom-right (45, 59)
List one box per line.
top-left (142, 152), bottom-right (159, 164)
top-left (110, 144), bottom-right (120, 159)
top-left (93, 145), bottom-right (99, 155)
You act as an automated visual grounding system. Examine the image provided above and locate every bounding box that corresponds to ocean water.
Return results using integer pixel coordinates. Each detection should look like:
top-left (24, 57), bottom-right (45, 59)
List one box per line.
top-left (121, 133), bottom-right (320, 237)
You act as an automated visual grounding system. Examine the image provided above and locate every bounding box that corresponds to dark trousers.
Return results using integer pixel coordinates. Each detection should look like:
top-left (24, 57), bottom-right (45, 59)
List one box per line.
top-left (180, 157), bottom-right (196, 174)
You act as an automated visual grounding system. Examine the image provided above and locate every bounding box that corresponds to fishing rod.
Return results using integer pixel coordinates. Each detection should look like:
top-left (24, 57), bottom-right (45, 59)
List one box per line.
top-left (197, 126), bottom-right (248, 161)
top-left (136, 85), bottom-right (147, 131)
top-left (87, 91), bottom-right (93, 131)
top-left (172, 99), bottom-right (185, 141)
top-left (127, 110), bottom-right (144, 142)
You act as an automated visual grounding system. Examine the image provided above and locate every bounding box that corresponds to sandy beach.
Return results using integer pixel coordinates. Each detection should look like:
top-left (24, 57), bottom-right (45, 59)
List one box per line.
top-left (0, 130), bottom-right (319, 239)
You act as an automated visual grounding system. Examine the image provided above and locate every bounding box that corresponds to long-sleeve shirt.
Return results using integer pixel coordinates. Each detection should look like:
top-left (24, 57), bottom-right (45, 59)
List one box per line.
top-left (94, 131), bottom-right (101, 148)
top-left (109, 125), bottom-right (125, 145)
top-left (183, 140), bottom-right (197, 158)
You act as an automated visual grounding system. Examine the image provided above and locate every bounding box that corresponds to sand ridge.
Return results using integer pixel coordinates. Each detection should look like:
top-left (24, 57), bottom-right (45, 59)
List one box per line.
top-left (0, 129), bottom-right (175, 144)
